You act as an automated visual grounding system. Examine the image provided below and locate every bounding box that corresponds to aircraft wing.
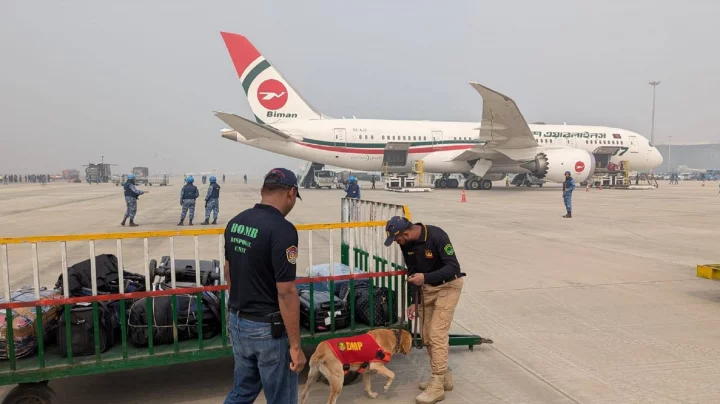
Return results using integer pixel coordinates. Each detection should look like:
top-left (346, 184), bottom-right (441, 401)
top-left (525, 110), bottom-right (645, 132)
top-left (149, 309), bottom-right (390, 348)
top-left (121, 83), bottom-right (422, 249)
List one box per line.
top-left (453, 83), bottom-right (538, 162)
top-left (214, 112), bottom-right (294, 141)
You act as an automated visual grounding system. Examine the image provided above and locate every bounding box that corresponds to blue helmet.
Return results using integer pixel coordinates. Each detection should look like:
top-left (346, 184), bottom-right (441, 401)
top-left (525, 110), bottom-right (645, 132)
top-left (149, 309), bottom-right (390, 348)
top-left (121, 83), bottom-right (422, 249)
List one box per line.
top-left (209, 176), bottom-right (216, 183)
top-left (186, 175), bottom-right (194, 183)
top-left (565, 171), bottom-right (571, 176)
top-left (349, 176), bottom-right (356, 182)
top-left (127, 173), bottom-right (136, 180)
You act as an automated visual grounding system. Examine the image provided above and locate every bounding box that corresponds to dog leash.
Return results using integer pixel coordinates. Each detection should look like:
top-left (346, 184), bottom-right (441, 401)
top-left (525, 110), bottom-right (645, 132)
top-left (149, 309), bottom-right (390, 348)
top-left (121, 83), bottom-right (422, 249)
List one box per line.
top-left (411, 287), bottom-right (423, 350)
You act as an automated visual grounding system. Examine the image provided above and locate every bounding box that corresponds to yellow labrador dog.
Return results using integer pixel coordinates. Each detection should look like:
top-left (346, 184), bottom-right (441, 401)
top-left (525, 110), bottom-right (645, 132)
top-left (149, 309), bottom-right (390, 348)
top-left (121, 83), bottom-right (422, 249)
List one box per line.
top-left (300, 328), bottom-right (412, 404)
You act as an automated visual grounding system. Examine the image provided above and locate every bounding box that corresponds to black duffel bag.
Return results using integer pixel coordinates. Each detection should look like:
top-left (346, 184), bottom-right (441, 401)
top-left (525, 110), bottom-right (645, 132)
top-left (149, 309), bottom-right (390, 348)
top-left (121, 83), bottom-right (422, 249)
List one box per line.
top-left (57, 302), bottom-right (115, 358)
top-left (127, 291), bottom-right (221, 347)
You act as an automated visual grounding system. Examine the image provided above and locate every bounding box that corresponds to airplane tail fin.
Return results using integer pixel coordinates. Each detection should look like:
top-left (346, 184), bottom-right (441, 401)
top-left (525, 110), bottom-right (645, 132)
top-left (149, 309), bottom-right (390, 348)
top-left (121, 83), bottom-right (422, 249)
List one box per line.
top-left (220, 32), bottom-right (322, 124)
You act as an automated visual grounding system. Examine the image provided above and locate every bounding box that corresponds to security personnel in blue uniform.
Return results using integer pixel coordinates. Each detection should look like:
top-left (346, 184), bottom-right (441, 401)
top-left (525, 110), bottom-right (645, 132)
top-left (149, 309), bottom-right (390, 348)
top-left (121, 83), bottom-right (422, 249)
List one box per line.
top-left (563, 170), bottom-right (575, 218)
top-left (201, 175), bottom-right (221, 225)
top-left (345, 176), bottom-right (360, 199)
top-left (121, 173), bottom-right (148, 227)
top-left (178, 176), bottom-right (200, 226)
top-left (223, 168), bottom-right (305, 404)
top-left (384, 216), bottom-right (465, 404)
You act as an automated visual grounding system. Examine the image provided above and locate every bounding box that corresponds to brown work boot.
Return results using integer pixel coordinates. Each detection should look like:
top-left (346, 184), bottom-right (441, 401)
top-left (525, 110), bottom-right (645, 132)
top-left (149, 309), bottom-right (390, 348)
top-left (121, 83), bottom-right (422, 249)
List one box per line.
top-left (415, 373), bottom-right (445, 404)
top-left (418, 369), bottom-right (453, 391)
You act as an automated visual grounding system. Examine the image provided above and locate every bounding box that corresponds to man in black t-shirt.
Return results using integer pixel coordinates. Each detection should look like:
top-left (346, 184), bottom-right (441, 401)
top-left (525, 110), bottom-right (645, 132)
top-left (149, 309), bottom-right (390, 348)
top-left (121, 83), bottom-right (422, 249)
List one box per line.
top-left (223, 168), bottom-right (306, 404)
top-left (384, 216), bottom-right (466, 404)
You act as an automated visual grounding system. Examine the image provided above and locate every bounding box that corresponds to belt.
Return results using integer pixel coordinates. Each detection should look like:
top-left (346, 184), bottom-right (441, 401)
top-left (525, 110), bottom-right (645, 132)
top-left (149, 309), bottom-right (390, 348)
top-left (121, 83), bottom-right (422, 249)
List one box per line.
top-left (229, 308), bottom-right (273, 323)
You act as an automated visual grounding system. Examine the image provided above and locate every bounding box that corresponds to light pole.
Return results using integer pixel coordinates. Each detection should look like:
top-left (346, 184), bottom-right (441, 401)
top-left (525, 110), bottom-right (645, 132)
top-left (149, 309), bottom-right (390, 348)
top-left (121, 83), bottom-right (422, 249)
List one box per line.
top-left (649, 81), bottom-right (660, 145)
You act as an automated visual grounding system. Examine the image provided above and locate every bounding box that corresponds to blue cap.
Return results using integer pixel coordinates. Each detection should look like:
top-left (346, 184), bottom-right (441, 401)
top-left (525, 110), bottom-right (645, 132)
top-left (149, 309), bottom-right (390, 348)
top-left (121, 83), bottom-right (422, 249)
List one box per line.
top-left (565, 171), bottom-right (571, 175)
top-left (209, 176), bottom-right (216, 183)
top-left (349, 176), bottom-right (356, 182)
top-left (264, 168), bottom-right (301, 200)
top-left (186, 176), bottom-right (194, 183)
top-left (384, 216), bottom-right (412, 246)
top-left (127, 173), bottom-right (136, 180)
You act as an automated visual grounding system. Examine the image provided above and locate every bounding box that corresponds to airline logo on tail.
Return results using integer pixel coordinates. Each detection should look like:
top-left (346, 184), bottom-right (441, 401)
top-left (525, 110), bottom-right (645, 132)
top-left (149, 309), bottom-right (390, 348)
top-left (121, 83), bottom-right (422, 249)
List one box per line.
top-left (257, 79), bottom-right (288, 109)
top-left (220, 32), bottom-right (322, 123)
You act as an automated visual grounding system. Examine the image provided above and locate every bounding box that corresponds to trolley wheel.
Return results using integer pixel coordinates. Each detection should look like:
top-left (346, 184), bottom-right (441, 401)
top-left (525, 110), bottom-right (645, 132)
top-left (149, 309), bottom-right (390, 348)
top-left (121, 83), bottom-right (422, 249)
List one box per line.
top-left (320, 371), bottom-right (361, 386)
top-left (2, 382), bottom-right (57, 404)
top-left (149, 259), bottom-right (159, 277)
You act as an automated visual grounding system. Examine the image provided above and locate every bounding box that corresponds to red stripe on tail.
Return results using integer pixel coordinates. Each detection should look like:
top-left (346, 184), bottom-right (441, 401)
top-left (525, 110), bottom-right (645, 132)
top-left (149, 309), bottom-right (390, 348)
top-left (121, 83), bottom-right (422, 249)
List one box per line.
top-left (220, 32), bottom-right (262, 78)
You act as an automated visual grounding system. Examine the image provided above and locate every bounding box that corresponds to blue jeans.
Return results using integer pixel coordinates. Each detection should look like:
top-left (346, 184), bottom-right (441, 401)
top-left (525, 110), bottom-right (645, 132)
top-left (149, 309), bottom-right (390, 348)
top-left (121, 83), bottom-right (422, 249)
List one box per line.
top-left (224, 314), bottom-right (298, 404)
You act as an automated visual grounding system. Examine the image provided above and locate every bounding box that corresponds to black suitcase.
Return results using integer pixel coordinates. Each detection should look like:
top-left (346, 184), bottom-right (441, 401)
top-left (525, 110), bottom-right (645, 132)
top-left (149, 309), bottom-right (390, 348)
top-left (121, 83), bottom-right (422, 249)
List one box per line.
top-left (57, 302), bottom-right (115, 358)
top-left (155, 256), bottom-right (221, 287)
top-left (299, 290), bottom-right (350, 332)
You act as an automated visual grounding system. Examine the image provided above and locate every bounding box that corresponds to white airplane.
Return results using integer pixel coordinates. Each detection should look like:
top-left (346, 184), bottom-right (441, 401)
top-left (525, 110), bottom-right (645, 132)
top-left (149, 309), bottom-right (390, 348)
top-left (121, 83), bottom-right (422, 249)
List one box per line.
top-left (214, 32), bottom-right (663, 190)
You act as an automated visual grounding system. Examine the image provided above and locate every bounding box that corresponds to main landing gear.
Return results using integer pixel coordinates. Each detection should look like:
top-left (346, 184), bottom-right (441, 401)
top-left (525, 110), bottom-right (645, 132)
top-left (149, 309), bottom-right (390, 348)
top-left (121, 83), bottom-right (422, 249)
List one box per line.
top-left (434, 176), bottom-right (459, 189)
top-left (463, 176), bottom-right (493, 191)
top-left (434, 174), bottom-right (493, 190)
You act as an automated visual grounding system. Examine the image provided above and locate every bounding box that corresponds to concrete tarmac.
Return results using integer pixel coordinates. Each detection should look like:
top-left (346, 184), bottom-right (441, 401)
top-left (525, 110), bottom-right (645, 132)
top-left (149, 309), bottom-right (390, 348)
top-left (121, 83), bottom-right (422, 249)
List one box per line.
top-left (1, 178), bottom-right (720, 403)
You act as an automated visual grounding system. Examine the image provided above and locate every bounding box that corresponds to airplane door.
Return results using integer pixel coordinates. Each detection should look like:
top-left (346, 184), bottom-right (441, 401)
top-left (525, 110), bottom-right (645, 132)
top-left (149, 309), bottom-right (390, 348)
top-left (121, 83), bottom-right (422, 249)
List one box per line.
top-left (628, 136), bottom-right (639, 153)
top-left (334, 129), bottom-right (346, 147)
top-left (432, 131), bottom-right (443, 148)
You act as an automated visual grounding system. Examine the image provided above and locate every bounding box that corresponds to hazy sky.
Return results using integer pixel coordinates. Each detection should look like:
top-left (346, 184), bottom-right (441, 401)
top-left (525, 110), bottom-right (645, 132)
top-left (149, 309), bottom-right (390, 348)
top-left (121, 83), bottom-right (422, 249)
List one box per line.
top-left (1, 1), bottom-right (718, 175)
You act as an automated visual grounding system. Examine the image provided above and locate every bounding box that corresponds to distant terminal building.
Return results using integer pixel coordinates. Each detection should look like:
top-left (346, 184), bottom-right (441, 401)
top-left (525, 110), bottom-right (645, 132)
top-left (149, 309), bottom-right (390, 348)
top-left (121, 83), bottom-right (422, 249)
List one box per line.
top-left (655, 142), bottom-right (720, 172)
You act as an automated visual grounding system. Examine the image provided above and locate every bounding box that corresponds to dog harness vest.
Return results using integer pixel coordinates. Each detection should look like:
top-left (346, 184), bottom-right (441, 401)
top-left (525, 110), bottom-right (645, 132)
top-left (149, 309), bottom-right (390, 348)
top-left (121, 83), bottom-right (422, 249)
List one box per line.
top-left (327, 334), bottom-right (392, 374)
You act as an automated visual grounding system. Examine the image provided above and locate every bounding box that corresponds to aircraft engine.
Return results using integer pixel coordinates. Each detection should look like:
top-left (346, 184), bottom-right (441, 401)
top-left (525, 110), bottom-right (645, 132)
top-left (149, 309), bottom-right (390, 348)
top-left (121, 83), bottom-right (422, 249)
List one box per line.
top-left (521, 148), bottom-right (596, 183)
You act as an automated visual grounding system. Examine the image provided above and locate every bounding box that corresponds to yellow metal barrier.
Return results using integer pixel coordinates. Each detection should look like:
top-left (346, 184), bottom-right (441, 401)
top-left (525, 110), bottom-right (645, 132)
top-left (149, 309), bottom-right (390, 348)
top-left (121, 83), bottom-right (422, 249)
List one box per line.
top-left (0, 221), bottom-right (388, 245)
top-left (697, 264), bottom-right (720, 281)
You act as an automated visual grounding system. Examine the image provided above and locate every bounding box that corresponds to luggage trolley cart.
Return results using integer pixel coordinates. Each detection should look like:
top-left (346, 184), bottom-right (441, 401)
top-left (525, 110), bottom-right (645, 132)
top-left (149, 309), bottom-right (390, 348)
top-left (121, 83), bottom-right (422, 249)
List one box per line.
top-left (0, 203), bottom-right (487, 403)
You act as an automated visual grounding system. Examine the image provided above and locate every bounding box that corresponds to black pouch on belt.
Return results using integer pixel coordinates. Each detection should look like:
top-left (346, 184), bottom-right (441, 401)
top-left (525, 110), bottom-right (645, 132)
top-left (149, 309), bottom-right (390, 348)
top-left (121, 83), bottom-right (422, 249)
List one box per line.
top-left (269, 311), bottom-right (285, 338)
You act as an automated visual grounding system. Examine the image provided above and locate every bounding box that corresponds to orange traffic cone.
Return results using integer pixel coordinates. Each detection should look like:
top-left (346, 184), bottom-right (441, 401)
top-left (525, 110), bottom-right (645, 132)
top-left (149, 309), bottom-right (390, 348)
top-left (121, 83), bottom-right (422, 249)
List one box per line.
top-left (585, 183), bottom-right (589, 192)
top-left (461, 189), bottom-right (467, 203)
top-left (598, 183), bottom-right (603, 191)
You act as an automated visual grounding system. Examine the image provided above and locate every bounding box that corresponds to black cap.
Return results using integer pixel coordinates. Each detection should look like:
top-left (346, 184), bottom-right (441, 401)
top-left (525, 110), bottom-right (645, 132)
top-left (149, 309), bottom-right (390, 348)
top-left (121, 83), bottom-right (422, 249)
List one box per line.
top-left (384, 216), bottom-right (411, 246)
top-left (263, 168), bottom-right (301, 200)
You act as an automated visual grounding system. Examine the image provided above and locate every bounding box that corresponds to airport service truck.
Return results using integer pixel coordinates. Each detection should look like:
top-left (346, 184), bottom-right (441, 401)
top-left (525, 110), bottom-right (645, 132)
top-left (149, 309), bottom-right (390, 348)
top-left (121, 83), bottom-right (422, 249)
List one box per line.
top-left (313, 170), bottom-right (337, 189)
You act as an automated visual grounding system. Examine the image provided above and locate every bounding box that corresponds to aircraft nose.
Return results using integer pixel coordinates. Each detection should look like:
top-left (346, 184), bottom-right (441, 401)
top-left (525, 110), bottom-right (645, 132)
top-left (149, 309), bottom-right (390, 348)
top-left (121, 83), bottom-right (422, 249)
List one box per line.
top-left (654, 148), bottom-right (664, 166)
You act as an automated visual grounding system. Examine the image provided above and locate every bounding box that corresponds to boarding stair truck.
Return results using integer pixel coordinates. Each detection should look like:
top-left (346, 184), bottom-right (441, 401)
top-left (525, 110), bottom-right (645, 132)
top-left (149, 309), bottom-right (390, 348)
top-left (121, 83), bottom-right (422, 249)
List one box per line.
top-left (132, 166), bottom-right (149, 185)
top-left (298, 162), bottom-right (326, 189)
